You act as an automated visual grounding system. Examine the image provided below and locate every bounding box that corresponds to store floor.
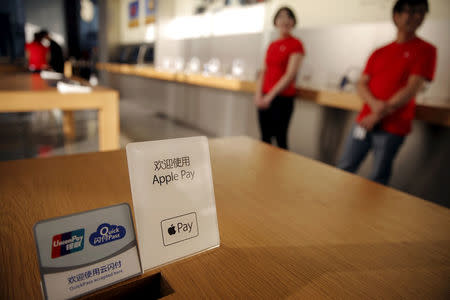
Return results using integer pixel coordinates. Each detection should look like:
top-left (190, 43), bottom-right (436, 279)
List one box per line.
top-left (0, 99), bottom-right (210, 162)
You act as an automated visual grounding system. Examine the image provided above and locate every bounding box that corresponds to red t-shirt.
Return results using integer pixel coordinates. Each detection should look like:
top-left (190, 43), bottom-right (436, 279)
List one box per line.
top-left (25, 41), bottom-right (48, 71)
top-left (263, 35), bottom-right (305, 97)
top-left (357, 37), bottom-right (437, 136)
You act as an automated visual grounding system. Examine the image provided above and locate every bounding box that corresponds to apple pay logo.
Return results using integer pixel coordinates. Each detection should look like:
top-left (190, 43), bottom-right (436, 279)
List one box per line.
top-left (160, 212), bottom-right (199, 246)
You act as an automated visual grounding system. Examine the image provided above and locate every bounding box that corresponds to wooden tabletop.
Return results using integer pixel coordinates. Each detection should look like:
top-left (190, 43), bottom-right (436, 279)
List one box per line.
top-left (97, 62), bottom-right (450, 127)
top-left (0, 73), bottom-right (117, 112)
top-left (0, 72), bottom-right (112, 93)
top-left (0, 72), bottom-right (120, 151)
top-left (0, 63), bottom-right (27, 73)
top-left (0, 137), bottom-right (449, 299)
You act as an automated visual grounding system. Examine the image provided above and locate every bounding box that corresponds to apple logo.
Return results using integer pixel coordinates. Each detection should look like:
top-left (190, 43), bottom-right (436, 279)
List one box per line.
top-left (168, 224), bottom-right (176, 235)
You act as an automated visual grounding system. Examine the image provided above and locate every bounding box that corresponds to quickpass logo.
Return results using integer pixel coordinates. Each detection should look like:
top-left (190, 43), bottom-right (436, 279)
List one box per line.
top-left (89, 223), bottom-right (126, 246)
top-left (51, 229), bottom-right (85, 259)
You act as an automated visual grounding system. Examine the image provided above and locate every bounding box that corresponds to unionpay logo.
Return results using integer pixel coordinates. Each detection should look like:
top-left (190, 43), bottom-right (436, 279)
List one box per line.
top-left (89, 223), bottom-right (126, 246)
top-left (51, 229), bottom-right (85, 259)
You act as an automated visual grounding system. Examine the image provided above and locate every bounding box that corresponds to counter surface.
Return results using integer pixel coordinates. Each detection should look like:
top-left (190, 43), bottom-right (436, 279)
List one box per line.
top-left (97, 62), bottom-right (450, 127)
top-left (1, 137), bottom-right (449, 299)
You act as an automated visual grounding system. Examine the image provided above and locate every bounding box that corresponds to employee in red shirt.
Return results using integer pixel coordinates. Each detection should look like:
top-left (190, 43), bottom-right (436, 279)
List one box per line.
top-left (25, 31), bottom-right (49, 72)
top-left (254, 7), bottom-right (305, 150)
top-left (338, 0), bottom-right (437, 185)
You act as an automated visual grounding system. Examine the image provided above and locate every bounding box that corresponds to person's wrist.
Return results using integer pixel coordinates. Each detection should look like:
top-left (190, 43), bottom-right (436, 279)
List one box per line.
top-left (371, 99), bottom-right (385, 113)
top-left (373, 110), bottom-right (383, 119)
top-left (369, 97), bottom-right (380, 107)
top-left (367, 98), bottom-right (376, 110)
top-left (385, 101), bottom-right (396, 114)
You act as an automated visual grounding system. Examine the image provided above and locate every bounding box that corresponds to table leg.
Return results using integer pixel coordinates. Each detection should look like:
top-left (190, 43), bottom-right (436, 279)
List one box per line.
top-left (98, 92), bottom-right (119, 151)
top-left (63, 111), bottom-right (76, 141)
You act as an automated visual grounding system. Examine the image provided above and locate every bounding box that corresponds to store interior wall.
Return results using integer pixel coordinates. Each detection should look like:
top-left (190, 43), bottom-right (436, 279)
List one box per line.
top-left (265, 0), bottom-right (450, 28)
top-left (23, 0), bottom-right (66, 47)
top-left (106, 0), bottom-right (449, 103)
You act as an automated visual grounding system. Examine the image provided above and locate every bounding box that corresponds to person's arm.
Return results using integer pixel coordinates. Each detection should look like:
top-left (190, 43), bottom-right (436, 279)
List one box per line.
top-left (254, 65), bottom-right (266, 106)
top-left (356, 74), bottom-right (386, 114)
top-left (360, 75), bottom-right (426, 130)
top-left (387, 75), bottom-right (426, 111)
top-left (25, 51), bottom-right (30, 66)
top-left (260, 53), bottom-right (304, 108)
top-left (24, 44), bottom-right (30, 67)
top-left (45, 48), bottom-right (51, 70)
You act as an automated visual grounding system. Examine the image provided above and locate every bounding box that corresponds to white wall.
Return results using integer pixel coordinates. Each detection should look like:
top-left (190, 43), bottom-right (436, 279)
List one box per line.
top-left (111, 0), bottom-right (449, 102)
top-left (24, 0), bottom-right (66, 46)
top-left (292, 19), bottom-right (450, 101)
top-left (118, 0), bottom-right (157, 44)
top-left (117, 0), bottom-right (450, 44)
top-left (265, 0), bottom-right (450, 29)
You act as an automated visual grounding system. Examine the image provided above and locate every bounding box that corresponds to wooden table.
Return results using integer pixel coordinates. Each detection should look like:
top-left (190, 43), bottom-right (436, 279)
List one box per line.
top-left (0, 73), bottom-right (119, 151)
top-left (0, 137), bottom-right (448, 299)
top-left (0, 63), bottom-right (27, 73)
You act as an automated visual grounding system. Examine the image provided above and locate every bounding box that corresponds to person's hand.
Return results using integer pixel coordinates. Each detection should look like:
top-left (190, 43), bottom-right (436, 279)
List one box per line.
top-left (370, 99), bottom-right (388, 115)
top-left (254, 93), bottom-right (263, 106)
top-left (359, 113), bottom-right (382, 131)
top-left (258, 94), bottom-right (274, 109)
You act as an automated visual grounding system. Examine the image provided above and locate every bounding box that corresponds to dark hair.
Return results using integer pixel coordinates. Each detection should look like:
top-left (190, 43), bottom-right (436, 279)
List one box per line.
top-left (34, 31), bottom-right (45, 42)
top-left (273, 6), bottom-right (297, 26)
top-left (39, 29), bottom-right (49, 36)
top-left (393, 0), bottom-right (429, 15)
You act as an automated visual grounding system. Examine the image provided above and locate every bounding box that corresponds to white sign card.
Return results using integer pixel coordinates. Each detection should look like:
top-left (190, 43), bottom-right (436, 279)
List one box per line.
top-left (126, 136), bottom-right (220, 271)
top-left (33, 203), bottom-right (142, 300)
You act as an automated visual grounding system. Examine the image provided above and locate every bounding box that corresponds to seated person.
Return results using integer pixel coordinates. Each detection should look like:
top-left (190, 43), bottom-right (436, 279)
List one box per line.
top-left (25, 31), bottom-right (49, 72)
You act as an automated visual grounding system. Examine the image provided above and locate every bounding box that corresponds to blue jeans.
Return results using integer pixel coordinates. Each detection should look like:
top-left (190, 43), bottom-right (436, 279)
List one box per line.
top-left (337, 124), bottom-right (405, 185)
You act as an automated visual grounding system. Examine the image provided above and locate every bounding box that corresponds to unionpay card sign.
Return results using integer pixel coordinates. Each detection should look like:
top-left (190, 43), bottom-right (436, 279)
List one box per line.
top-left (33, 203), bottom-right (142, 300)
top-left (126, 136), bottom-right (220, 271)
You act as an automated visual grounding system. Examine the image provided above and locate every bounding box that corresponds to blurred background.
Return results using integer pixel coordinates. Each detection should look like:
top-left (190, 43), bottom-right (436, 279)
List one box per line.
top-left (0, 0), bottom-right (449, 206)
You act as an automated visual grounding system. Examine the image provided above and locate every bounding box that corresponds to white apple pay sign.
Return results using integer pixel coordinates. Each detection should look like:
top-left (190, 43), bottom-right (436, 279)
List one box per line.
top-left (126, 137), bottom-right (220, 271)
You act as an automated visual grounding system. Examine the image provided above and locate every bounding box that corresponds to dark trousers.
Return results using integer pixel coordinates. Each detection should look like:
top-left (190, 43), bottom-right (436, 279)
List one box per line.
top-left (258, 95), bottom-right (294, 150)
top-left (337, 124), bottom-right (405, 185)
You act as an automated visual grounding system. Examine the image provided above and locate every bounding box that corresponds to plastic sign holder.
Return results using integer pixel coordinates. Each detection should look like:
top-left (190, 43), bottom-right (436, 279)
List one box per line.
top-left (126, 136), bottom-right (220, 271)
top-left (33, 203), bottom-right (142, 300)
